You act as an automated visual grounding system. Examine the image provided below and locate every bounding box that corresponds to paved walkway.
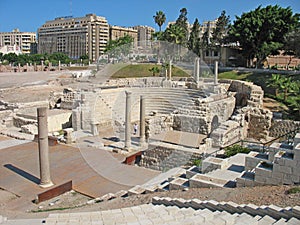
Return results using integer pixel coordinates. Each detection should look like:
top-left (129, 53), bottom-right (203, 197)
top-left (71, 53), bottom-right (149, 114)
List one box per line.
top-left (0, 137), bottom-right (159, 213)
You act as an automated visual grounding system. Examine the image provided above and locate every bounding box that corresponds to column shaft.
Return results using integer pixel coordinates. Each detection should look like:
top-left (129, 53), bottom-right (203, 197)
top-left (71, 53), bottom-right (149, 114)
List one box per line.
top-left (37, 107), bottom-right (53, 188)
top-left (124, 91), bottom-right (132, 149)
top-left (214, 61), bottom-right (218, 85)
top-left (139, 96), bottom-right (146, 146)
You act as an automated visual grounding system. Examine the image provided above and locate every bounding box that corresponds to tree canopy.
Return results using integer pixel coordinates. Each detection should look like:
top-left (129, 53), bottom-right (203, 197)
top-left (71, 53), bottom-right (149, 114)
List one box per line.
top-left (228, 5), bottom-right (300, 68)
top-left (153, 11), bottom-right (166, 32)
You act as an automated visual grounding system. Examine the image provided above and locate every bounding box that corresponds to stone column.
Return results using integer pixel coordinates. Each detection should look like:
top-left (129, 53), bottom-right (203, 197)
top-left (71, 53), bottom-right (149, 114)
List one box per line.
top-left (37, 107), bottom-right (54, 188)
top-left (139, 96), bottom-right (146, 146)
top-left (168, 60), bottom-right (172, 81)
top-left (58, 60), bottom-right (61, 71)
top-left (214, 61), bottom-right (218, 85)
top-left (124, 91), bottom-right (132, 150)
top-left (195, 58), bottom-right (200, 84)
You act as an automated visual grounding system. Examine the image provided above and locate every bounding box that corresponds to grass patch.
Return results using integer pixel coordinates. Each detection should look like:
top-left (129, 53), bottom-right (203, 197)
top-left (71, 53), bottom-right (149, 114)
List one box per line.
top-left (111, 64), bottom-right (189, 78)
top-left (286, 187), bottom-right (300, 194)
top-left (218, 70), bottom-right (251, 80)
top-left (224, 144), bottom-right (250, 158)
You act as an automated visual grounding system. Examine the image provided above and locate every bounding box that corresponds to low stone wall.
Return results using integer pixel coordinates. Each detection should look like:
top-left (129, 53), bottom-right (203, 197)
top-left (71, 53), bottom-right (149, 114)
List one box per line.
top-left (138, 146), bottom-right (201, 171)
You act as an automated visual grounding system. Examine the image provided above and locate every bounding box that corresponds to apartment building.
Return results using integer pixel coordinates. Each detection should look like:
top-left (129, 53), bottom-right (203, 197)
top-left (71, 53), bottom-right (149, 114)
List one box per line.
top-left (109, 26), bottom-right (138, 46)
top-left (38, 14), bottom-right (109, 61)
top-left (0, 29), bottom-right (36, 54)
top-left (133, 25), bottom-right (155, 47)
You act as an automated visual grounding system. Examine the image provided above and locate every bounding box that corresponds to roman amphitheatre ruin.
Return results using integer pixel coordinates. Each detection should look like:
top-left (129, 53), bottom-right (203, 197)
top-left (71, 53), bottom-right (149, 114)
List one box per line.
top-left (0, 41), bottom-right (299, 224)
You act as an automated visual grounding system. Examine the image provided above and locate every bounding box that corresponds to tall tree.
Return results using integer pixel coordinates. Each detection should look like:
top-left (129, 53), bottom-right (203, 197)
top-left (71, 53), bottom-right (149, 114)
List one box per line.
top-left (153, 11), bottom-right (166, 32)
top-left (212, 10), bottom-right (230, 46)
top-left (188, 18), bottom-right (201, 56)
top-left (228, 5), bottom-right (299, 68)
top-left (283, 26), bottom-right (300, 67)
top-left (175, 8), bottom-right (189, 46)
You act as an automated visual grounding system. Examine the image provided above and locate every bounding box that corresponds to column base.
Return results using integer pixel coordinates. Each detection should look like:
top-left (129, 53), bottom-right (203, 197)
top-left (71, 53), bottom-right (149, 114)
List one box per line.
top-left (39, 181), bottom-right (54, 188)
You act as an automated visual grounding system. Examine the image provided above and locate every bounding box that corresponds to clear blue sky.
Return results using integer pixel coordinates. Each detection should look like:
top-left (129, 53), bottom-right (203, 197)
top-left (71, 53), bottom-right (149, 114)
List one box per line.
top-left (0, 0), bottom-right (299, 32)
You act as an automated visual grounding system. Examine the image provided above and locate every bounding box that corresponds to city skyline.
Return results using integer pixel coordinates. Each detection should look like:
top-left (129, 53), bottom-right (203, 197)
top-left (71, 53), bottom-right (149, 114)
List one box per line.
top-left (0, 0), bottom-right (299, 32)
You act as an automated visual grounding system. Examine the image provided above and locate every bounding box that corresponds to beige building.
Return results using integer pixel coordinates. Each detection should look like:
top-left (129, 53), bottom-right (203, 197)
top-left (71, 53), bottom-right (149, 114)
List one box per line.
top-left (109, 26), bottom-right (138, 46)
top-left (133, 25), bottom-right (155, 47)
top-left (38, 14), bottom-right (109, 61)
top-left (0, 29), bottom-right (36, 54)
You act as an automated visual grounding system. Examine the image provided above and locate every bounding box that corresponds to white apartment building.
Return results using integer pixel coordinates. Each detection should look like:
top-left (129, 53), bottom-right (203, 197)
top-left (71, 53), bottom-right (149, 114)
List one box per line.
top-left (38, 14), bottom-right (109, 61)
top-left (0, 29), bottom-right (36, 54)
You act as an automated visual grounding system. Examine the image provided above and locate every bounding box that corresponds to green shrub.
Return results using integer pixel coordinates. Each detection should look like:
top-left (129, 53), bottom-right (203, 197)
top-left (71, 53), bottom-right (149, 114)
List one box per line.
top-left (193, 159), bottom-right (202, 167)
top-left (286, 187), bottom-right (300, 194)
top-left (224, 144), bottom-right (250, 157)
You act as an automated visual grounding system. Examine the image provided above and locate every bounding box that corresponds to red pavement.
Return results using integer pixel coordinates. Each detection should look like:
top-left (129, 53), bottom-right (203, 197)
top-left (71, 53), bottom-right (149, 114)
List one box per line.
top-left (0, 140), bottom-right (159, 212)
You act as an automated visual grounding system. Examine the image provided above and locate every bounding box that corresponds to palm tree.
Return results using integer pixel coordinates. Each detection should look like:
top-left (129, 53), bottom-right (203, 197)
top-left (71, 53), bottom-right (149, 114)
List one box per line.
top-left (149, 66), bottom-right (160, 76)
top-left (153, 11), bottom-right (166, 32)
top-left (165, 24), bottom-right (185, 44)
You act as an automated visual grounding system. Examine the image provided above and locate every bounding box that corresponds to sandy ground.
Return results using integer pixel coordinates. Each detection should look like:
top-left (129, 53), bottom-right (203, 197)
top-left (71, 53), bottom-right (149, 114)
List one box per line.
top-left (0, 185), bottom-right (299, 220)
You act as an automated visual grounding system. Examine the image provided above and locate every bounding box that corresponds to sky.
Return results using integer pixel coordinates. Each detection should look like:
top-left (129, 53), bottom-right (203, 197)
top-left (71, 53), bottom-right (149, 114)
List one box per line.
top-left (0, 0), bottom-right (299, 32)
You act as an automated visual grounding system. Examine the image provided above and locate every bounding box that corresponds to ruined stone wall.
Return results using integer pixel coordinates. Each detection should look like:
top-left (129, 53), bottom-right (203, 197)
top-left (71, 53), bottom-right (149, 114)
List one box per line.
top-left (173, 95), bottom-right (236, 135)
top-left (138, 146), bottom-right (202, 171)
top-left (210, 120), bottom-right (243, 147)
top-left (269, 119), bottom-right (300, 138)
top-left (146, 115), bottom-right (173, 136)
top-left (220, 80), bottom-right (264, 108)
top-left (246, 107), bottom-right (273, 141)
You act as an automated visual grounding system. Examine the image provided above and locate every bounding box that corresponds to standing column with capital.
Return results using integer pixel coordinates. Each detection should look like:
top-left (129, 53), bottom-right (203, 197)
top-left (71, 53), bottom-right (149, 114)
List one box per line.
top-left (37, 107), bottom-right (54, 188)
top-left (124, 91), bottom-right (132, 150)
top-left (139, 95), bottom-right (146, 146)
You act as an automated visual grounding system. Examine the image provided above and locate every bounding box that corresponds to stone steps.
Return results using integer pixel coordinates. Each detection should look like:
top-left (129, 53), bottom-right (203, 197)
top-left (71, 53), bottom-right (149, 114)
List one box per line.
top-left (152, 197), bottom-right (300, 221)
top-left (0, 218), bottom-right (44, 225)
top-left (27, 202), bottom-right (299, 225)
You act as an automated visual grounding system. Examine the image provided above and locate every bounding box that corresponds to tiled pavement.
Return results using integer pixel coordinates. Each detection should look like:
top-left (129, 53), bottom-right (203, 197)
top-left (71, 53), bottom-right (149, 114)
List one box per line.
top-left (0, 136), bottom-right (159, 212)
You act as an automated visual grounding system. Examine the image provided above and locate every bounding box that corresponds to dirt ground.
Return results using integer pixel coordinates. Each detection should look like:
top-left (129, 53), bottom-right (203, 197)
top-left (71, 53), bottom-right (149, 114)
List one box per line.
top-left (1, 185), bottom-right (299, 219)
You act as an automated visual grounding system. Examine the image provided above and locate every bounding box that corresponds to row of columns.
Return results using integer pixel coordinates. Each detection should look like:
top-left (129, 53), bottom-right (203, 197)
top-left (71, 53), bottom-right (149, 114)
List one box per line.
top-left (194, 58), bottom-right (219, 86)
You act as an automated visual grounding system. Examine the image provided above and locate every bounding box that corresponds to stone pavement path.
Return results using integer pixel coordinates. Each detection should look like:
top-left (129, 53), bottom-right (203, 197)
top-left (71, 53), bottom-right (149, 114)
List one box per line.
top-left (0, 139), bottom-right (31, 150)
top-left (0, 139), bottom-right (158, 213)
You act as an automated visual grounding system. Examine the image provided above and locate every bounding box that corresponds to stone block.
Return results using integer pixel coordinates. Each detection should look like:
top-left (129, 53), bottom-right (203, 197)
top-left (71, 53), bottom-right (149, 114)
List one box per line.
top-left (171, 198), bottom-right (187, 208)
top-left (286, 217), bottom-right (300, 225)
top-left (169, 178), bottom-right (189, 190)
top-left (236, 178), bottom-right (245, 187)
top-left (265, 177), bottom-right (282, 185)
top-left (127, 185), bottom-right (146, 196)
top-left (189, 199), bottom-right (205, 210)
top-left (255, 174), bottom-right (266, 183)
top-left (283, 174), bottom-right (294, 185)
top-left (255, 167), bottom-right (272, 178)
top-left (259, 215), bottom-right (277, 224)
top-left (272, 171), bottom-right (284, 180)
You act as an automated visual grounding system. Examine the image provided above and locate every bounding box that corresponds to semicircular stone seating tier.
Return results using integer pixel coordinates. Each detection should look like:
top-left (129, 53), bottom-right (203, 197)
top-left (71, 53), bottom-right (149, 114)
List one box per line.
top-left (93, 87), bottom-right (206, 126)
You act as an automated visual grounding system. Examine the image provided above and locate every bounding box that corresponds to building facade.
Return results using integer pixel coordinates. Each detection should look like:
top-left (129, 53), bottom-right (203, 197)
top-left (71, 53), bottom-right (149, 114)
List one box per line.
top-left (0, 29), bottom-right (36, 54)
top-left (133, 25), bottom-right (155, 47)
top-left (109, 26), bottom-right (138, 46)
top-left (38, 14), bottom-right (109, 61)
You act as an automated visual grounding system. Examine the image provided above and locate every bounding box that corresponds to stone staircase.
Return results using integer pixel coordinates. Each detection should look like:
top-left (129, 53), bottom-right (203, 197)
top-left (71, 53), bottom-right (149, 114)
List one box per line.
top-left (237, 133), bottom-right (300, 187)
top-left (1, 199), bottom-right (299, 225)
